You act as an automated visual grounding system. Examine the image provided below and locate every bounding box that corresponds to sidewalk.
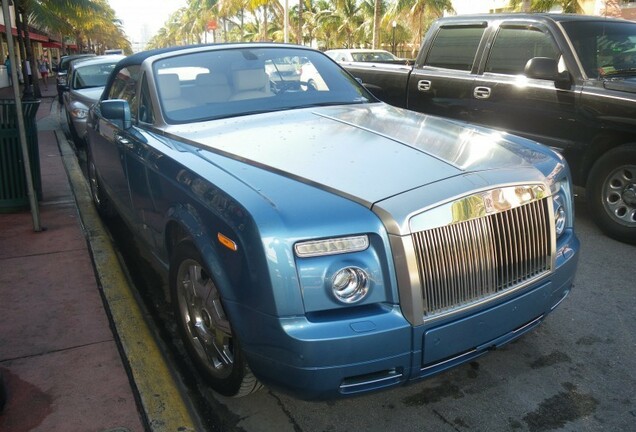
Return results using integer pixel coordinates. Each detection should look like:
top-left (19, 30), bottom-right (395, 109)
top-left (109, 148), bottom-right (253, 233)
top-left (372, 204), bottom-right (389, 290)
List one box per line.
top-left (0, 83), bottom-right (199, 431)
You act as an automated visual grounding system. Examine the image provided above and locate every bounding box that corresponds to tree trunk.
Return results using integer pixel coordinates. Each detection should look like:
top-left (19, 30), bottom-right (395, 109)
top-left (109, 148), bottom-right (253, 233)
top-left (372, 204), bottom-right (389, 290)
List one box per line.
top-left (17, 5), bottom-right (41, 98)
top-left (522, 0), bottom-right (531, 12)
top-left (372, 0), bottom-right (380, 49)
top-left (263, 5), bottom-right (268, 41)
top-left (298, 0), bottom-right (303, 44)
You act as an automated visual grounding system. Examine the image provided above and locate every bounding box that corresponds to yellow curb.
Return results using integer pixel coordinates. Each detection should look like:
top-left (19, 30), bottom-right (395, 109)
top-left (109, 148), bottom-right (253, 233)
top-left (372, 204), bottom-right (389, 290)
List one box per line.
top-left (56, 130), bottom-right (200, 432)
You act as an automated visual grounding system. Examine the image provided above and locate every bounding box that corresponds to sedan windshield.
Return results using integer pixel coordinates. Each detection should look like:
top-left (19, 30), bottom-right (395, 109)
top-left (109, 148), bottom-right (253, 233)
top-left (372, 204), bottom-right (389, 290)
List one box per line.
top-left (152, 47), bottom-right (374, 124)
top-left (562, 20), bottom-right (636, 79)
top-left (73, 63), bottom-right (117, 89)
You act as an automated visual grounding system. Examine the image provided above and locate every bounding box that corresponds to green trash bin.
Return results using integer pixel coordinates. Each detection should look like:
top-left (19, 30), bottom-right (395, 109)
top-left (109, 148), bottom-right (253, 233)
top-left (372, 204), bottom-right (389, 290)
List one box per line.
top-left (0, 99), bottom-right (41, 213)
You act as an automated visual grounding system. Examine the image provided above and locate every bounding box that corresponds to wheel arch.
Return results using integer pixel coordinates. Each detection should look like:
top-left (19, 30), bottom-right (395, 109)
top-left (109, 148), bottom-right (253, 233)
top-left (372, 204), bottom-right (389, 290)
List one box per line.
top-left (579, 133), bottom-right (636, 187)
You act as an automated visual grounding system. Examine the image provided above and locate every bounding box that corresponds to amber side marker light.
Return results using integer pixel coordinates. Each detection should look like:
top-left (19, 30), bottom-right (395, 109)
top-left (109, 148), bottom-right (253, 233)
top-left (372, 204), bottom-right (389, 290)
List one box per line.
top-left (218, 232), bottom-right (238, 251)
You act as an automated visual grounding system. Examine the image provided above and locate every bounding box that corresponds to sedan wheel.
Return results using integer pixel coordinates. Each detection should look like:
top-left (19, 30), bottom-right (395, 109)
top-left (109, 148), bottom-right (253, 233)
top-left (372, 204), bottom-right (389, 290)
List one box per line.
top-left (170, 241), bottom-right (262, 397)
top-left (587, 145), bottom-right (636, 244)
top-left (87, 148), bottom-right (114, 217)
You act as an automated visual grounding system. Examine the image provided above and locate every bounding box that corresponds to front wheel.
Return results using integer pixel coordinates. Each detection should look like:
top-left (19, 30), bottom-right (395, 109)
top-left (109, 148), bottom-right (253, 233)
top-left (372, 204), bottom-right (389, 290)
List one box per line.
top-left (586, 145), bottom-right (636, 244)
top-left (169, 241), bottom-right (262, 397)
top-left (87, 145), bottom-right (115, 218)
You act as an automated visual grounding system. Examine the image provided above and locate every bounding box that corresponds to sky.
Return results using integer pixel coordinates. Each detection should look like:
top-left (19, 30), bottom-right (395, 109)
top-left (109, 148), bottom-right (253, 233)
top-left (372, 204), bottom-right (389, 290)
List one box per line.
top-left (108, 0), bottom-right (187, 46)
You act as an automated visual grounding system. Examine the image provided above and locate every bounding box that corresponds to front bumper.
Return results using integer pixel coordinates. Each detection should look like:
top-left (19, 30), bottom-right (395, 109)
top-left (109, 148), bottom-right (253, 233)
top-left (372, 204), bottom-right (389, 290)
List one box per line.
top-left (234, 230), bottom-right (579, 400)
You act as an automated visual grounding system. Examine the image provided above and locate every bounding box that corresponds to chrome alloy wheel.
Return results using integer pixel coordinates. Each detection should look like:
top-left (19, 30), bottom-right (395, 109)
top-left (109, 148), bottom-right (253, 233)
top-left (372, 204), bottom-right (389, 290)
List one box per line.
top-left (176, 258), bottom-right (234, 378)
top-left (602, 164), bottom-right (636, 227)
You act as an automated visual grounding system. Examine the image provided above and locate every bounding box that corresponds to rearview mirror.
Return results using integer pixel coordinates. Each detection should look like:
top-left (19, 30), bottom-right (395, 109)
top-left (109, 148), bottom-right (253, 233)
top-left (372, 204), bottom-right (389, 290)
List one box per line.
top-left (524, 57), bottom-right (571, 89)
top-left (100, 99), bottom-right (132, 130)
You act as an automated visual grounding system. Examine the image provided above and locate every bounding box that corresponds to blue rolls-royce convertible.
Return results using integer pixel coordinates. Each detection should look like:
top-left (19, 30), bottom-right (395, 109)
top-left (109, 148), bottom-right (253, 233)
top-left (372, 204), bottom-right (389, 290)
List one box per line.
top-left (86, 44), bottom-right (580, 400)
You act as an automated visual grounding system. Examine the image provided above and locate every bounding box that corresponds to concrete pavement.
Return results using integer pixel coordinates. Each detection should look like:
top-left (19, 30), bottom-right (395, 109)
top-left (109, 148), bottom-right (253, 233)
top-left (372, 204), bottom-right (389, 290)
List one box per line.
top-left (0, 82), bottom-right (201, 431)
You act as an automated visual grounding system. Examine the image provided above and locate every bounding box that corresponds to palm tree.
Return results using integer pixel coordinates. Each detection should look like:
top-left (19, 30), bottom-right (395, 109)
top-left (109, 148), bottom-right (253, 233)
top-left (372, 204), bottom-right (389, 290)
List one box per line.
top-left (17, 0), bottom-right (128, 96)
top-left (508, 0), bottom-right (583, 13)
top-left (391, 0), bottom-right (453, 47)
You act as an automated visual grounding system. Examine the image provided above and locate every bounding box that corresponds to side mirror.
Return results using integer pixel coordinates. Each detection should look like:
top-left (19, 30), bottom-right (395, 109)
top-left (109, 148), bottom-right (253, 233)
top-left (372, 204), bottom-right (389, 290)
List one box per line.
top-left (100, 99), bottom-right (132, 130)
top-left (524, 57), bottom-right (571, 89)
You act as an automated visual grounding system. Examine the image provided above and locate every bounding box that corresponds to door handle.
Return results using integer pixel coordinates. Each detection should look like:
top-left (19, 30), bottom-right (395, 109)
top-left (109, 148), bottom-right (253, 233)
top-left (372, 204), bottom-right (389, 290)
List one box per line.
top-left (474, 86), bottom-right (491, 99)
top-left (417, 80), bottom-right (432, 92)
top-left (116, 136), bottom-right (133, 149)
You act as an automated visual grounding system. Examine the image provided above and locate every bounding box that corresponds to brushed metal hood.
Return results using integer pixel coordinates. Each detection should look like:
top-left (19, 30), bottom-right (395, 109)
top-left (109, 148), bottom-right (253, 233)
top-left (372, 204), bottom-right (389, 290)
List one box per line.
top-left (71, 87), bottom-right (104, 105)
top-left (168, 104), bottom-right (546, 207)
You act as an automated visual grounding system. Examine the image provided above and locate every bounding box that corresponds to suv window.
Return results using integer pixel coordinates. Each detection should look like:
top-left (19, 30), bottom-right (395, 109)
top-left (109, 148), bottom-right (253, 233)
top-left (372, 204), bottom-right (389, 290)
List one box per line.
top-left (562, 20), bottom-right (636, 78)
top-left (426, 26), bottom-right (486, 71)
top-left (485, 26), bottom-right (559, 75)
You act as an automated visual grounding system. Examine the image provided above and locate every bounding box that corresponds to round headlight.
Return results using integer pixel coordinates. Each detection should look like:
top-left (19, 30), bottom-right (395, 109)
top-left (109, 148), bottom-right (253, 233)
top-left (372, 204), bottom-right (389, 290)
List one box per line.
top-left (555, 201), bottom-right (566, 237)
top-left (331, 267), bottom-right (369, 304)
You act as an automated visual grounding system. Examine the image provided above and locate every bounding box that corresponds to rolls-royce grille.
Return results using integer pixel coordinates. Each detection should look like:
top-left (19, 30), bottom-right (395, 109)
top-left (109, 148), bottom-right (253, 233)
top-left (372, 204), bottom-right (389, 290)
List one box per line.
top-left (411, 197), bottom-right (552, 317)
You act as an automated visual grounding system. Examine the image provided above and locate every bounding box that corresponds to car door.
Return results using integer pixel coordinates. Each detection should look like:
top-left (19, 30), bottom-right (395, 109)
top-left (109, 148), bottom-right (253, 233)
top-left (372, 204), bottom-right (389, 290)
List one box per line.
top-left (90, 66), bottom-right (141, 221)
top-left (471, 21), bottom-right (586, 151)
top-left (407, 22), bottom-right (488, 122)
top-left (116, 71), bottom-right (162, 249)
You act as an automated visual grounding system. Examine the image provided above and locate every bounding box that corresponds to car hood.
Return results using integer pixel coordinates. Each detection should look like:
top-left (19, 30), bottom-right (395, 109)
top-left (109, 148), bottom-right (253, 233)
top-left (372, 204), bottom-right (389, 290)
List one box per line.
top-left (168, 104), bottom-right (551, 207)
top-left (70, 87), bottom-right (103, 105)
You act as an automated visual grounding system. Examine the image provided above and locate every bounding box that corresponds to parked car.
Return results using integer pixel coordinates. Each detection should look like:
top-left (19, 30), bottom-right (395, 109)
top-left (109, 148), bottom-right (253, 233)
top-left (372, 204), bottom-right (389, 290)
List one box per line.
top-left (299, 58), bottom-right (328, 90)
top-left (63, 55), bottom-right (124, 145)
top-left (341, 14), bottom-right (636, 244)
top-left (54, 53), bottom-right (95, 103)
top-left (325, 49), bottom-right (409, 64)
top-left (86, 44), bottom-right (579, 400)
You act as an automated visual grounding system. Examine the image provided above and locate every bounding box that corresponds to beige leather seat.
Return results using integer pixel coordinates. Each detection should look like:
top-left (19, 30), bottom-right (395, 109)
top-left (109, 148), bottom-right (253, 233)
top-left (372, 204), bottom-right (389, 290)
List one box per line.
top-left (229, 69), bottom-right (272, 101)
top-left (157, 73), bottom-right (194, 112)
top-left (195, 73), bottom-right (231, 104)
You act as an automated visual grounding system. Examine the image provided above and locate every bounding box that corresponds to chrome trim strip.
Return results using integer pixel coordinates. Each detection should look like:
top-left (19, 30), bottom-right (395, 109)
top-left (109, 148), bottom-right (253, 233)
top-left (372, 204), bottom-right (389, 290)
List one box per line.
top-left (410, 184), bottom-right (549, 232)
top-left (339, 371), bottom-right (404, 390)
top-left (421, 349), bottom-right (478, 371)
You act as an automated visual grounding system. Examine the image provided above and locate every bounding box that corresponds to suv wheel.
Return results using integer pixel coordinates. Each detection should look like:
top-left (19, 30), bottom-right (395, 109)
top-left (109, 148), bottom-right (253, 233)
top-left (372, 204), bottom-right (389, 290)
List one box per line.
top-left (586, 145), bottom-right (636, 244)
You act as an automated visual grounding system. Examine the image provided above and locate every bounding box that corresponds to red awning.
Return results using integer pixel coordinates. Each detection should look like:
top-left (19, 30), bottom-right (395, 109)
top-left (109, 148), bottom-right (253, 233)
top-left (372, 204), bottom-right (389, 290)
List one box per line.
top-left (42, 41), bottom-right (62, 49)
top-left (0, 24), bottom-right (50, 42)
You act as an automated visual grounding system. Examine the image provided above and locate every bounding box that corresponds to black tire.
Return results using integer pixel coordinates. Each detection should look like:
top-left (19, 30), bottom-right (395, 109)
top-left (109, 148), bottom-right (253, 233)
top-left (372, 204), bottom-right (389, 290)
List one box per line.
top-left (0, 370), bottom-right (6, 413)
top-left (169, 241), bottom-right (262, 397)
top-left (586, 145), bottom-right (636, 244)
top-left (87, 145), bottom-right (115, 218)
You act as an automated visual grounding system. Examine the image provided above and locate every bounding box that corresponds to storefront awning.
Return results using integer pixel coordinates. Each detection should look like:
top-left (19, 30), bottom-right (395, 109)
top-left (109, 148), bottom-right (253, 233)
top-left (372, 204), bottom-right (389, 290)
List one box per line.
top-left (42, 41), bottom-right (62, 49)
top-left (0, 24), bottom-right (49, 42)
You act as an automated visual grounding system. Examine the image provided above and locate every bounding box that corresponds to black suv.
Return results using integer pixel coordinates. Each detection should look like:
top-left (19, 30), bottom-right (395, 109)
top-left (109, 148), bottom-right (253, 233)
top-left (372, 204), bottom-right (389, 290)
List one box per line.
top-left (343, 14), bottom-right (636, 243)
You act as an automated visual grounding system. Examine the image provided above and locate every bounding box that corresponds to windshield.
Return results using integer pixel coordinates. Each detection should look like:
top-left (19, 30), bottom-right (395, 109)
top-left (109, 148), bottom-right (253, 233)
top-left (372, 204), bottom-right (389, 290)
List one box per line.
top-left (73, 63), bottom-right (118, 89)
top-left (152, 47), bottom-right (374, 124)
top-left (562, 20), bottom-right (636, 78)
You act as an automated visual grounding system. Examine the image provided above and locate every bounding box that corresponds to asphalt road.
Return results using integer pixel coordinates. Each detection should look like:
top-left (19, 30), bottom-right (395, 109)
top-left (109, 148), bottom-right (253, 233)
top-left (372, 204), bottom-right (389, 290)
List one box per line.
top-left (69, 120), bottom-right (635, 431)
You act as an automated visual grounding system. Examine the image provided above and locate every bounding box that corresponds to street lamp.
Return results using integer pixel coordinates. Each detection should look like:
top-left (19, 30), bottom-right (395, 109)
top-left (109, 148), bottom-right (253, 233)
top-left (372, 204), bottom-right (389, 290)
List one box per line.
top-left (392, 21), bottom-right (397, 55)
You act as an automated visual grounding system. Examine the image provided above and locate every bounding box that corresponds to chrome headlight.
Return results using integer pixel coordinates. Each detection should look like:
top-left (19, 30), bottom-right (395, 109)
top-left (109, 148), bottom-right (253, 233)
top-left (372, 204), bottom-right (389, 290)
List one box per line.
top-left (71, 107), bottom-right (88, 119)
top-left (331, 267), bottom-right (369, 304)
top-left (550, 174), bottom-right (574, 238)
top-left (553, 195), bottom-right (567, 237)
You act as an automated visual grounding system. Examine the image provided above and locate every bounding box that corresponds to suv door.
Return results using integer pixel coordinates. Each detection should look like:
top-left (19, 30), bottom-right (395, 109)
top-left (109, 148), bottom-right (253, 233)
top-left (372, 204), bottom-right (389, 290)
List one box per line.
top-left (408, 23), bottom-right (487, 122)
top-left (472, 21), bottom-right (585, 151)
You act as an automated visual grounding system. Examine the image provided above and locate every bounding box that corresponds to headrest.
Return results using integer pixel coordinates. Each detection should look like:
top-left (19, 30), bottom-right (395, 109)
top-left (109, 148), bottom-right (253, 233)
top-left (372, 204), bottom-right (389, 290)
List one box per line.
top-left (232, 69), bottom-right (268, 92)
top-left (196, 73), bottom-right (229, 87)
top-left (157, 73), bottom-right (181, 99)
